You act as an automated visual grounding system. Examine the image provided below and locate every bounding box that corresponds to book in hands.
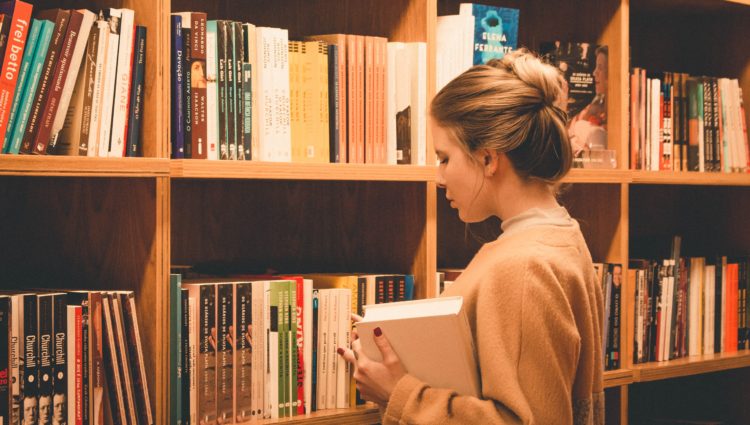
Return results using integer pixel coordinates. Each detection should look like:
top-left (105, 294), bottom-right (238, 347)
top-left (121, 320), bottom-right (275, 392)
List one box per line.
top-left (357, 296), bottom-right (480, 397)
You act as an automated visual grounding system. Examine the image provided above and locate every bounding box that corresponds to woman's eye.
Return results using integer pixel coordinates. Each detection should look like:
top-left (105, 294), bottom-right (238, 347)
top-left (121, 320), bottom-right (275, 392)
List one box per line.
top-left (439, 157), bottom-right (448, 164)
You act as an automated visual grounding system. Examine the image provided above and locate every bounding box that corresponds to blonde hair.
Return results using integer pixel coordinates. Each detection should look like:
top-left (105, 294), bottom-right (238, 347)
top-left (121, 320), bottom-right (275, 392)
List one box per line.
top-left (431, 48), bottom-right (572, 183)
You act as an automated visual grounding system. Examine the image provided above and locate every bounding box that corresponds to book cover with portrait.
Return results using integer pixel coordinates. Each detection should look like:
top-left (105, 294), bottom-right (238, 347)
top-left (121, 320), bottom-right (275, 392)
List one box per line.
top-left (459, 3), bottom-right (519, 64)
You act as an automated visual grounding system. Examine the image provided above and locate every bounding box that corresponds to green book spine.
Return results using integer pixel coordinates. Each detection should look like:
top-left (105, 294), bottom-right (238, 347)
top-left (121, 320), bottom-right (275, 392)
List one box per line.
top-left (3, 18), bottom-right (41, 153)
top-left (8, 19), bottom-right (53, 154)
top-left (170, 274), bottom-right (183, 425)
top-left (289, 280), bottom-right (298, 416)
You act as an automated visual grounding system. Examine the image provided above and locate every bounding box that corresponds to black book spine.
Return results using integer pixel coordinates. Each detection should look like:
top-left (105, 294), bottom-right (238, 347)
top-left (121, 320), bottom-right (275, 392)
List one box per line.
top-left (225, 22), bottom-right (236, 160)
top-left (216, 284), bottom-right (233, 423)
top-left (38, 295), bottom-right (54, 421)
top-left (181, 288), bottom-right (190, 425)
top-left (22, 295), bottom-right (38, 425)
top-left (126, 26), bottom-right (147, 157)
top-left (0, 297), bottom-right (9, 424)
top-left (217, 21), bottom-right (229, 160)
top-left (233, 21), bottom-right (247, 160)
top-left (53, 294), bottom-right (68, 417)
top-left (235, 283), bottom-right (252, 422)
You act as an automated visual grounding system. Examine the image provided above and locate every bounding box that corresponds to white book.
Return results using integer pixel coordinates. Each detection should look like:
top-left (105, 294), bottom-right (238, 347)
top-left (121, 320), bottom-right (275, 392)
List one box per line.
top-left (435, 15), bottom-right (473, 92)
top-left (108, 8), bottom-right (135, 157)
top-left (316, 289), bottom-right (329, 410)
top-left (256, 27), bottom-right (274, 162)
top-left (326, 289), bottom-right (339, 409)
top-left (88, 20), bottom-right (110, 157)
top-left (251, 280), bottom-right (269, 419)
top-left (407, 42), bottom-right (427, 166)
top-left (645, 79), bottom-right (651, 170)
top-left (336, 288), bottom-right (351, 408)
top-left (273, 27), bottom-right (292, 162)
top-left (688, 258), bottom-right (701, 356)
top-left (704, 265), bottom-right (715, 354)
top-left (358, 296), bottom-right (479, 397)
top-left (205, 21), bottom-right (218, 160)
top-left (302, 279), bottom-right (313, 414)
top-left (97, 17), bottom-right (120, 157)
top-left (49, 9), bottom-right (96, 154)
top-left (650, 78), bottom-right (661, 171)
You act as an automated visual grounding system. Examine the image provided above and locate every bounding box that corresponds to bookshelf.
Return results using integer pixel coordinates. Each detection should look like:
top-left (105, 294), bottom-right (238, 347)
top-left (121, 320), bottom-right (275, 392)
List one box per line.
top-left (0, 0), bottom-right (748, 424)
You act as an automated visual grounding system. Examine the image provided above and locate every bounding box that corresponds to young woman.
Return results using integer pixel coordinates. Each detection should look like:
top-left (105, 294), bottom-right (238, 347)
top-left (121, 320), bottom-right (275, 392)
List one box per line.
top-left (338, 48), bottom-right (605, 425)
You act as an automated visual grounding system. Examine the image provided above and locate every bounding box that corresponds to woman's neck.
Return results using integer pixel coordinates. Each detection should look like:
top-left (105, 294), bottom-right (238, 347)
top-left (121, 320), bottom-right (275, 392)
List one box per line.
top-left (495, 179), bottom-right (560, 222)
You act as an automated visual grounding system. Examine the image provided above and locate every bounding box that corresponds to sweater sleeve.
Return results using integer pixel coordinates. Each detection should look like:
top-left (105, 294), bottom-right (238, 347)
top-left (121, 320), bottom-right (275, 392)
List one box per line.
top-left (383, 259), bottom-right (582, 425)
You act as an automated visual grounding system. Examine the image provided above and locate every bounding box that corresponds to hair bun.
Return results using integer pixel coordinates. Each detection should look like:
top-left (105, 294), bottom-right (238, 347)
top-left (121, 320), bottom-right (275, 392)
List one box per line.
top-left (496, 48), bottom-right (563, 109)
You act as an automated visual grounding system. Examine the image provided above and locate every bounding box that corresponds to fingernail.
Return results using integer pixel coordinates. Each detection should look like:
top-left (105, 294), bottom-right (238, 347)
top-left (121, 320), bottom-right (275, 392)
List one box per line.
top-left (337, 347), bottom-right (345, 355)
top-left (374, 327), bottom-right (382, 337)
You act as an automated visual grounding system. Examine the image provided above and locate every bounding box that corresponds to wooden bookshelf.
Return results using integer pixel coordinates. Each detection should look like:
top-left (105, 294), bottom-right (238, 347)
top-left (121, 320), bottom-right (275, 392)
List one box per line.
top-left (1, 0), bottom-right (749, 424)
top-left (632, 350), bottom-right (750, 382)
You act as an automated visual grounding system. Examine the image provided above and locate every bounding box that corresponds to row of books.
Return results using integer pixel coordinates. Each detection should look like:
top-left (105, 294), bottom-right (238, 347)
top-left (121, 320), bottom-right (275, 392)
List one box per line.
top-left (629, 69), bottom-right (749, 173)
top-left (631, 255), bottom-right (750, 365)
top-left (169, 272), bottom-right (415, 424)
top-left (0, 2), bottom-right (146, 157)
top-left (595, 263), bottom-right (623, 371)
top-left (170, 13), bottom-right (428, 165)
top-left (0, 290), bottom-right (152, 425)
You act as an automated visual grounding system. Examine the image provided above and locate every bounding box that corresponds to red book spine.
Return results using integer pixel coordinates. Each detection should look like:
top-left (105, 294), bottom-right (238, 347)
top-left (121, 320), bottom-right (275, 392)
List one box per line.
top-left (0, 1), bottom-right (31, 144)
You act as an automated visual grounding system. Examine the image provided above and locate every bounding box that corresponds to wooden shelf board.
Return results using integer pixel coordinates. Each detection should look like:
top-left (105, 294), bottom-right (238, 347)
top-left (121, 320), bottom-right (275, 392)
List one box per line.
top-left (170, 160), bottom-right (436, 181)
top-left (632, 350), bottom-right (750, 382)
top-left (630, 170), bottom-right (750, 186)
top-left (604, 369), bottom-right (634, 388)
top-left (562, 169), bottom-right (631, 184)
top-left (251, 406), bottom-right (380, 425)
top-left (0, 156), bottom-right (169, 177)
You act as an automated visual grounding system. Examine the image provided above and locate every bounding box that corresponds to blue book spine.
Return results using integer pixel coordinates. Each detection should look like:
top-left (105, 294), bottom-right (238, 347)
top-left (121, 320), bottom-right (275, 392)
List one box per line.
top-left (171, 15), bottom-right (185, 158)
top-left (126, 26), bottom-right (146, 157)
top-left (2, 18), bottom-right (41, 153)
top-left (8, 20), bottom-right (53, 155)
top-left (404, 274), bottom-right (414, 301)
top-left (464, 4), bottom-right (519, 64)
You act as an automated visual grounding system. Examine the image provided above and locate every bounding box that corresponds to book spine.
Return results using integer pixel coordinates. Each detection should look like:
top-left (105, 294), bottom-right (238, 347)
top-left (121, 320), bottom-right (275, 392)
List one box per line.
top-left (170, 275), bottom-right (183, 425)
top-left (38, 295), bottom-right (54, 416)
top-left (234, 282), bottom-right (252, 422)
top-left (180, 289), bottom-right (189, 425)
top-left (80, 302), bottom-right (89, 425)
top-left (295, 279), bottom-right (305, 415)
top-left (310, 290), bottom-right (318, 412)
top-left (21, 295), bottom-right (38, 425)
top-left (108, 8), bottom-right (135, 157)
top-left (327, 44), bottom-right (339, 162)
top-left (216, 20), bottom-right (229, 160)
top-left (242, 62), bottom-right (252, 160)
top-left (121, 292), bottom-right (153, 425)
top-left (53, 294), bottom-right (68, 419)
top-left (95, 13), bottom-right (119, 157)
top-left (66, 305), bottom-right (81, 425)
top-left (180, 15), bottom-right (192, 158)
top-left (85, 21), bottom-right (108, 157)
top-left (3, 17), bottom-right (38, 153)
top-left (125, 26), bottom-right (146, 157)
top-left (101, 295), bottom-right (126, 425)
top-left (233, 21), bottom-right (245, 160)
top-left (20, 9), bottom-right (69, 154)
top-left (34, 10), bottom-right (84, 154)
top-left (0, 297), bottom-right (9, 425)
top-left (199, 285), bottom-right (217, 425)
top-left (170, 15), bottom-right (185, 158)
top-left (205, 20), bottom-right (218, 160)
top-left (216, 283), bottom-right (233, 423)
top-left (225, 22), bottom-right (236, 160)
top-left (0, 1), bottom-right (32, 152)
top-left (190, 13), bottom-right (207, 159)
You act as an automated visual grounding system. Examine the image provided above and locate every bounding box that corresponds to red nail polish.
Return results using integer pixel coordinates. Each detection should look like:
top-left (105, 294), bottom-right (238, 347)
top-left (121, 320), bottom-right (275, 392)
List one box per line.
top-left (337, 347), bottom-right (345, 355)
top-left (374, 327), bottom-right (382, 337)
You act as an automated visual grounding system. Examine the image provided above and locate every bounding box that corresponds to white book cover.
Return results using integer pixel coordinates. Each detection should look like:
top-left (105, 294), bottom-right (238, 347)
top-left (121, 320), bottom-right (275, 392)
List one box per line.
top-left (650, 78), bottom-right (661, 171)
top-left (326, 289), bottom-right (339, 409)
top-left (49, 9), bottom-right (96, 153)
top-left (316, 289), bottom-right (330, 410)
top-left (108, 8), bottom-right (135, 157)
top-left (273, 27), bottom-right (291, 162)
top-left (302, 279), bottom-right (313, 414)
top-left (88, 20), bottom-right (110, 157)
top-left (251, 280), bottom-right (269, 419)
top-left (256, 27), bottom-right (274, 162)
top-left (688, 258), bottom-right (701, 356)
top-left (407, 42), bottom-right (427, 165)
top-left (205, 22), bottom-right (218, 160)
top-left (97, 17), bottom-right (120, 157)
top-left (358, 296), bottom-right (480, 397)
top-left (436, 15), bottom-right (473, 92)
top-left (335, 288), bottom-right (351, 408)
top-left (645, 79), bottom-right (651, 170)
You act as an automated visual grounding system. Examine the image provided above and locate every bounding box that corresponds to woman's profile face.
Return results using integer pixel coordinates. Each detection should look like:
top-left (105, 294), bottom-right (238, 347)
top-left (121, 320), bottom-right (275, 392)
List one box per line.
top-left (433, 121), bottom-right (492, 223)
top-left (593, 52), bottom-right (608, 95)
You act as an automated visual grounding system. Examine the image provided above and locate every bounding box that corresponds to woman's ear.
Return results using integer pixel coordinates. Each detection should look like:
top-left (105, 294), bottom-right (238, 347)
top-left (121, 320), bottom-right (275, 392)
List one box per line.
top-left (482, 149), bottom-right (500, 177)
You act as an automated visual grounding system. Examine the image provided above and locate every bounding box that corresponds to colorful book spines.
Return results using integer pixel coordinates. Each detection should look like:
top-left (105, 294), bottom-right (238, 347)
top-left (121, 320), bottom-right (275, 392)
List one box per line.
top-left (0, 0), bottom-right (32, 150)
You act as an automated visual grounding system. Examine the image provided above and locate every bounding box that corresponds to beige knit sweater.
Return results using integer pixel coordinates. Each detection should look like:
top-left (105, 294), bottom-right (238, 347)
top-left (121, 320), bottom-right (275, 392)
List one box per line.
top-left (383, 217), bottom-right (605, 425)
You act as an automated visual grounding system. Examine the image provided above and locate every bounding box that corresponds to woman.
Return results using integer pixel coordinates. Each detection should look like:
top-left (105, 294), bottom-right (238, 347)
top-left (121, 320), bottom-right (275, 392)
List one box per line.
top-left (338, 49), bottom-right (604, 424)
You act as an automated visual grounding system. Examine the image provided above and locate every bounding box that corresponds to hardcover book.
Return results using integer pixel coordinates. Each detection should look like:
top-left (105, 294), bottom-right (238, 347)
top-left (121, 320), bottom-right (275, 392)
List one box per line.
top-left (459, 3), bottom-right (519, 64)
top-left (358, 296), bottom-right (480, 397)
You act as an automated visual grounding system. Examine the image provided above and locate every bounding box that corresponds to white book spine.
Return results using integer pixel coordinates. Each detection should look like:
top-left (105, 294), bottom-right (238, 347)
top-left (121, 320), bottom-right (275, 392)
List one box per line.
top-left (206, 24), bottom-right (218, 160)
top-left (336, 289), bottom-right (351, 408)
top-left (257, 28), bottom-right (273, 161)
top-left (274, 28), bottom-right (291, 162)
top-left (88, 21), bottom-right (110, 157)
top-left (97, 22), bottom-right (120, 157)
top-left (316, 289), bottom-right (329, 410)
top-left (326, 290), bottom-right (339, 409)
top-left (108, 8), bottom-right (135, 157)
top-left (408, 42), bottom-right (427, 165)
top-left (650, 78), bottom-right (661, 171)
top-left (49, 10), bottom-right (96, 150)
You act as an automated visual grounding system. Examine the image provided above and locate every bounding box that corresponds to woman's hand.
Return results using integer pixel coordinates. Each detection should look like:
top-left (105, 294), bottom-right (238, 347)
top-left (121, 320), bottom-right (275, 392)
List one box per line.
top-left (338, 326), bottom-right (407, 407)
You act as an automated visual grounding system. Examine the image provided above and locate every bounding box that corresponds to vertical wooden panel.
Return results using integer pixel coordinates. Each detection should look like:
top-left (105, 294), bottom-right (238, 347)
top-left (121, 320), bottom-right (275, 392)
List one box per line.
top-left (155, 176), bottom-right (171, 425)
top-left (419, 181), bottom-right (437, 298)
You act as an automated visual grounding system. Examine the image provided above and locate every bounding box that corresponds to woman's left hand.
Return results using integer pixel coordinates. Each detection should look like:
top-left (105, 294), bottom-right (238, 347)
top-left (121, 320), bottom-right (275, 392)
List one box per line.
top-left (338, 327), bottom-right (407, 407)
